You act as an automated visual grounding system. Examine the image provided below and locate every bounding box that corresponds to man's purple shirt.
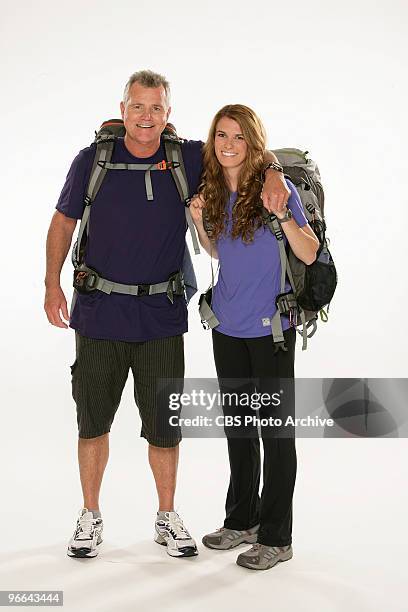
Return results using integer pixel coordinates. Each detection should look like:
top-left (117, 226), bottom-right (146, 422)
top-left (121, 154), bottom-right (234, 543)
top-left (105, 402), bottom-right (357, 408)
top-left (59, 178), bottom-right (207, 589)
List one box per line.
top-left (56, 137), bottom-right (203, 342)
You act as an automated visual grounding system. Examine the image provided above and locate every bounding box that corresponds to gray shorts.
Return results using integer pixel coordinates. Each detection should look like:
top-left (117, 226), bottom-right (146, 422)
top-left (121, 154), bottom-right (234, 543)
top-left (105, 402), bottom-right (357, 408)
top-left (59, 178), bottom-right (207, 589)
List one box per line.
top-left (70, 332), bottom-right (184, 447)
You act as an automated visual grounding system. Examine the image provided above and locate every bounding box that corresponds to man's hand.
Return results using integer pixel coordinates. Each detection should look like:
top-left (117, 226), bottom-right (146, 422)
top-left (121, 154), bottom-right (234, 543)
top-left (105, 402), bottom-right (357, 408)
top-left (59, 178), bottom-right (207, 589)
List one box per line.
top-left (44, 210), bottom-right (77, 329)
top-left (44, 285), bottom-right (70, 329)
top-left (261, 170), bottom-right (291, 214)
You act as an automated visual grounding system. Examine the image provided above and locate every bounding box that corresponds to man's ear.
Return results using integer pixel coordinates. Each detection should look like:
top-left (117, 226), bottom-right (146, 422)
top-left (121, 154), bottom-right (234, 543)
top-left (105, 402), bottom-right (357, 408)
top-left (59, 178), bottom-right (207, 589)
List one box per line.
top-left (120, 101), bottom-right (125, 119)
top-left (166, 106), bottom-right (172, 121)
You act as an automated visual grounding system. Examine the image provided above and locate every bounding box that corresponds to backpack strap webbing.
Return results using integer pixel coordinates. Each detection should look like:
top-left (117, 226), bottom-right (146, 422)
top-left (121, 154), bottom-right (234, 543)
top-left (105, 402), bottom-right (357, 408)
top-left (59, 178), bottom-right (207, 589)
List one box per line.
top-left (164, 139), bottom-right (200, 255)
top-left (199, 291), bottom-right (220, 329)
top-left (75, 137), bottom-right (115, 265)
top-left (262, 209), bottom-right (309, 351)
top-left (97, 159), bottom-right (181, 202)
top-left (198, 246), bottom-right (220, 329)
top-left (74, 265), bottom-right (185, 304)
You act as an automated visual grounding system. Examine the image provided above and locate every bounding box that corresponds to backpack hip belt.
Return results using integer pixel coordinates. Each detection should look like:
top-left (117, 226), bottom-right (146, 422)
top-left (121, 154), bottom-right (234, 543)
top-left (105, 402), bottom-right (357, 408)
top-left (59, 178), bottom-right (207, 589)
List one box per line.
top-left (198, 287), bottom-right (220, 330)
top-left (73, 265), bottom-right (185, 304)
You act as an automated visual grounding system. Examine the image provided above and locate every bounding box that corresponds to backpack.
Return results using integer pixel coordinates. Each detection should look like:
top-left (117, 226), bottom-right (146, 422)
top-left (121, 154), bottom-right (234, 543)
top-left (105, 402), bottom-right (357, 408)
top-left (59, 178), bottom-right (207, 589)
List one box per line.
top-left (199, 148), bottom-right (337, 351)
top-left (70, 119), bottom-right (199, 304)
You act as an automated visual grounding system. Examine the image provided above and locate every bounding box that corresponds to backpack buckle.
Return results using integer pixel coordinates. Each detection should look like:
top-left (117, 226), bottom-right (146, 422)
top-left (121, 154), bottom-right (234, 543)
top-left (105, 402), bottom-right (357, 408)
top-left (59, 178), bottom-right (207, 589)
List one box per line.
top-left (73, 266), bottom-right (100, 294)
top-left (156, 160), bottom-right (181, 171)
top-left (276, 292), bottom-right (297, 315)
top-left (273, 340), bottom-right (288, 354)
top-left (136, 284), bottom-right (150, 296)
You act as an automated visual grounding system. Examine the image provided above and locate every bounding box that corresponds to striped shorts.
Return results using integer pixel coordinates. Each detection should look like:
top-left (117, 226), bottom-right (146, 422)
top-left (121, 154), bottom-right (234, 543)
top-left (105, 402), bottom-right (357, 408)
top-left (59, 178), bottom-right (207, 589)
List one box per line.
top-left (70, 332), bottom-right (184, 447)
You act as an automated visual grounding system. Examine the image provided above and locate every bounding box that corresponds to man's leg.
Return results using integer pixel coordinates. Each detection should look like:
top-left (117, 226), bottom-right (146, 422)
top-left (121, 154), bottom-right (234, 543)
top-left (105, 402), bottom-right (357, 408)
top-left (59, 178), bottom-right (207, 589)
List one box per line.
top-left (78, 433), bottom-right (110, 511)
top-left (67, 333), bottom-right (130, 558)
top-left (148, 443), bottom-right (178, 511)
top-left (131, 334), bottom-right (197, 557)
top-left (130, 334), bottom-right (184, 496)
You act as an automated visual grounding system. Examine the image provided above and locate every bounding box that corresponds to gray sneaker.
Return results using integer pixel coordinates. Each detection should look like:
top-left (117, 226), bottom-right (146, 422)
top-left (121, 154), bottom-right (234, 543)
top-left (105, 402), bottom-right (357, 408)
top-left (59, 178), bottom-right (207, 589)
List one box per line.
top-left (67, 508), bottom-right (103, 558)
top-left (236, 543), bottom-right (293, 570)
top-left (202, 525), bottom-right (259, 550)
top-left (154, 511), bottom-right (198, 558)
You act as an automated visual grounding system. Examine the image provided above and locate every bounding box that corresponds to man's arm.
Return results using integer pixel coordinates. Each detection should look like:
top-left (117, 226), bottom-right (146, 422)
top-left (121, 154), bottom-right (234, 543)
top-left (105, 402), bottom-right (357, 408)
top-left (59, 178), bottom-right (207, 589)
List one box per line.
top-left (261, 150), bottom-right (291, 214)
top-left (44, 211), bottom-right (77, 328)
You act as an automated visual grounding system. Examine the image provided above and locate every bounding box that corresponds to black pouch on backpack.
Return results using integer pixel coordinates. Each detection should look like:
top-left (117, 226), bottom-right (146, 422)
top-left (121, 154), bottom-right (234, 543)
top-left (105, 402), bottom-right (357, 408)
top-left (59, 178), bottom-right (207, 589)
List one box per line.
top-left (296, 244), bottom-right (337, 312)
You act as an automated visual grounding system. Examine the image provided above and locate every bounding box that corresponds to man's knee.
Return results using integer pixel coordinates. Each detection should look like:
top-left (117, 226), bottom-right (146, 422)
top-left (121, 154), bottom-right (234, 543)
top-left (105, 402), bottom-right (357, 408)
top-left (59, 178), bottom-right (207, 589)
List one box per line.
top-left (78, 432), bottom-right (110, 442)
top-left (146, 437), bottom-right (181, 449)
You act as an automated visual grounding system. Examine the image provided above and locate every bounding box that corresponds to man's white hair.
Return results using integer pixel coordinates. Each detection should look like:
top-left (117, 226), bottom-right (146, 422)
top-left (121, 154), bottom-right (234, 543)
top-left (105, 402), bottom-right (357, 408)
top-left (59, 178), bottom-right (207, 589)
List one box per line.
top-left (123, 70), bottom-right (171, 107)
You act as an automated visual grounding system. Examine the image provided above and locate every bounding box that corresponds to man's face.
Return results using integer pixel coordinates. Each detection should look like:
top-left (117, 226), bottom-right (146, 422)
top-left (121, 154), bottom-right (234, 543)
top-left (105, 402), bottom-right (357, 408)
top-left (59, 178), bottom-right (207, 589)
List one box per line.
top-left (120, 83), bottom-right (170, 148)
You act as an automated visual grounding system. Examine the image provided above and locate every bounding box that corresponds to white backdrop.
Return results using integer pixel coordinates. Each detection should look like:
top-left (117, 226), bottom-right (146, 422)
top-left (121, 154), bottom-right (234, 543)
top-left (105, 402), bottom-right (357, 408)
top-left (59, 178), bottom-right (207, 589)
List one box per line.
top-left (1, 1), bottom-right (407, 611)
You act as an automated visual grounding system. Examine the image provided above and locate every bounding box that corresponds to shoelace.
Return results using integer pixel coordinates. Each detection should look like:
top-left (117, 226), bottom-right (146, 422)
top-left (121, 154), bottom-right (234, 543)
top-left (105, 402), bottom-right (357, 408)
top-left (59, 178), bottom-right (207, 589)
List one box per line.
top-left (75, 517), bottom-right (99, 539)
top-left (248, 544), bottom-right (288, 554)
top-left (165, 512), bottom-right (190, 539)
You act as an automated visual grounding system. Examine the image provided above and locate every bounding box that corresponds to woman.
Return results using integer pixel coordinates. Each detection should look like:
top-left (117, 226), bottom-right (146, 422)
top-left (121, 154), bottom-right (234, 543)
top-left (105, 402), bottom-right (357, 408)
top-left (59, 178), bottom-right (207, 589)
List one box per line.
top-left (190, 105), bottom-right (319, 570)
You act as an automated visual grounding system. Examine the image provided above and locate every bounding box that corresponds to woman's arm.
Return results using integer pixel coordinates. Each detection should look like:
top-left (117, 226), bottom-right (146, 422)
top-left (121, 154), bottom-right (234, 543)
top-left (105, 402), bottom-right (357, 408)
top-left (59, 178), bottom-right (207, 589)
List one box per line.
top-left (279, 215), bottom-right (319, 265)
top-left (190, 195), bottom-right (219, 259)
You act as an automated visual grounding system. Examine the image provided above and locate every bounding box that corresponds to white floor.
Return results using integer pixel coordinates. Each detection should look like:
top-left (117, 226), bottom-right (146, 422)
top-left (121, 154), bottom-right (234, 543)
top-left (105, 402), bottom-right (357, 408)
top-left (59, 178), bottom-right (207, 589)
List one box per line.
top-left (1, 434), bottom-right (407, 612)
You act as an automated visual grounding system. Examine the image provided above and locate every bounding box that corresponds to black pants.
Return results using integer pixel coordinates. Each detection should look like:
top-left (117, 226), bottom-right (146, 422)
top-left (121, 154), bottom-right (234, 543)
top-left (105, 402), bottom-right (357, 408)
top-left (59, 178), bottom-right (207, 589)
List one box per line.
top-left (212, 327), bottom-right (297, 547)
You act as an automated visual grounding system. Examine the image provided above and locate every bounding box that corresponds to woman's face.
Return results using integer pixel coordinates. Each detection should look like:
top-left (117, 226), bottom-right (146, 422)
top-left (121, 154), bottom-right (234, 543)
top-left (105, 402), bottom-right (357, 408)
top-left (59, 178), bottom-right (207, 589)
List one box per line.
top-left (214, 117), bottom-right (248, 171)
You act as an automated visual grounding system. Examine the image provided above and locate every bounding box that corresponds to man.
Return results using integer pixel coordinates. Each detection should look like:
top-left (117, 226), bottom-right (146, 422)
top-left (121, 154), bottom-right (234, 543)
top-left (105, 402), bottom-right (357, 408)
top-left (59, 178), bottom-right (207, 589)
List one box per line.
top-left (44, 70), bottom-right (289, 560)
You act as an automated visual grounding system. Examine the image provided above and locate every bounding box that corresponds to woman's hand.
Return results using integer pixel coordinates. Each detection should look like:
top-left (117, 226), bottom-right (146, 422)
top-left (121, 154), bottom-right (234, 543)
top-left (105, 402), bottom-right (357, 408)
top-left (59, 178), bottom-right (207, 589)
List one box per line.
top-left (189, 193), bottom-right (205, 226)
top-left (189, 194), bottom-right (218, 258)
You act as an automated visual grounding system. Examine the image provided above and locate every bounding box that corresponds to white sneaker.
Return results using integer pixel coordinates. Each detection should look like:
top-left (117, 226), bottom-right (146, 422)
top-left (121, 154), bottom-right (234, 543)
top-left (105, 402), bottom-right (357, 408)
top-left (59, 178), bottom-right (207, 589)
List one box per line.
top-left (67, 508), bottom-right (103, 558)
top-left (154, 511), bottom-right (198, 558)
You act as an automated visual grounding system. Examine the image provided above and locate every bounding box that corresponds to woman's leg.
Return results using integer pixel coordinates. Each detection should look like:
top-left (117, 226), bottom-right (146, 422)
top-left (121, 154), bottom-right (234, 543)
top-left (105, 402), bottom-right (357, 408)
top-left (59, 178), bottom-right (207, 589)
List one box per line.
top-left (247, 327), bottom-right (297, 546)
top-left (212, 330), bottom-right (260, 530)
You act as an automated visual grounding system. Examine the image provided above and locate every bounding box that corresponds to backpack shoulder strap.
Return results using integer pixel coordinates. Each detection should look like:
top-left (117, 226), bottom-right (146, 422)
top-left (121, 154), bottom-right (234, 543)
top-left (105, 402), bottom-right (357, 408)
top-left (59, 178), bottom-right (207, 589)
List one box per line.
top-left (163, 135), bottom-right (189, 200)
top-left (261, 208), bottom-right (310, 350)
top-left (75, 136), bottom-right (116, 266)
top-left (86, 135), bottom-right (116, 203)
top-left (164, 137), bottom-right (200, 255)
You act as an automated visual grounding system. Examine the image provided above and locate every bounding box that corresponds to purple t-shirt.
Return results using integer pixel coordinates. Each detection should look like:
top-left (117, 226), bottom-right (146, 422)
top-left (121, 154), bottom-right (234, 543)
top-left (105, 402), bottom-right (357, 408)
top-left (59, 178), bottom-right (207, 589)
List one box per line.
top-left (212, 179), bottom-right (308, 338)
top-left (56, 137), bottom-right (203, 342)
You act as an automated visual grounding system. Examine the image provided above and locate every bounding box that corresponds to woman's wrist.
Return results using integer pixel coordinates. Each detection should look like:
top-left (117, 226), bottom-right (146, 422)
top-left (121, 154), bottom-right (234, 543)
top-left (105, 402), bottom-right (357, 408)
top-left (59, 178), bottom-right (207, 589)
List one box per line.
top-left (276, 207), bottom-right (294, 223)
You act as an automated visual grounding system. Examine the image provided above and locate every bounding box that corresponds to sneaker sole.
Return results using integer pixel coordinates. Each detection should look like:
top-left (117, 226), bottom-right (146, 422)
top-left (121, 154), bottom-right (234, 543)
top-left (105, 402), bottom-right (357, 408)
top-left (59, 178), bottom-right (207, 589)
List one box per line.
top-left (155, 533), bottom-right (198, 558)
top-left (202, 532), bottom-right (258, 550)
top-left (236, 548), bottom-right (293, 570)
top-left (67, 540), bottom-right (102, 559)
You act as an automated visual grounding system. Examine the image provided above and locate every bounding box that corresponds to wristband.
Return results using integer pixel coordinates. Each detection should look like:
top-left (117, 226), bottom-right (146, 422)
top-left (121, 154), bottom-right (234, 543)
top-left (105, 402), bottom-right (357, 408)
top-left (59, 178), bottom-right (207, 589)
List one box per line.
top-left (262, 161), bottom-right (284, 182)
top-left (277, 208), bottom-right (293, 223)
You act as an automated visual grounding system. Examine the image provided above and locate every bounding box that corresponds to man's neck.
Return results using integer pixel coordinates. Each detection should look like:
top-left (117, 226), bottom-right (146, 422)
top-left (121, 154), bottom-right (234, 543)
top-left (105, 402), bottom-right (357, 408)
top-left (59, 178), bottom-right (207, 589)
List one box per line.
top-left (124, 134), bottom-right (161, 158)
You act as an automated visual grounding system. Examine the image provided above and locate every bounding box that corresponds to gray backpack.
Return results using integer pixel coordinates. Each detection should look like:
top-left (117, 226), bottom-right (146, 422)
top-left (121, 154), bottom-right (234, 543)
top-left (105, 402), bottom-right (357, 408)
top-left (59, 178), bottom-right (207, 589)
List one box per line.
top-left (199, 148), bottom-right (337, 351)
top-left (71, 119), bottom-right (199, 304)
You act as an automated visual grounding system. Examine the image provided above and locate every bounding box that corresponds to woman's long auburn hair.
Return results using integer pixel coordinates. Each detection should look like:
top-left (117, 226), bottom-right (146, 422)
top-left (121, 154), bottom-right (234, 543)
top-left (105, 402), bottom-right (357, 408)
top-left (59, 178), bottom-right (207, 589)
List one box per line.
top-left (200, 104), bottom-right (267, 243)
